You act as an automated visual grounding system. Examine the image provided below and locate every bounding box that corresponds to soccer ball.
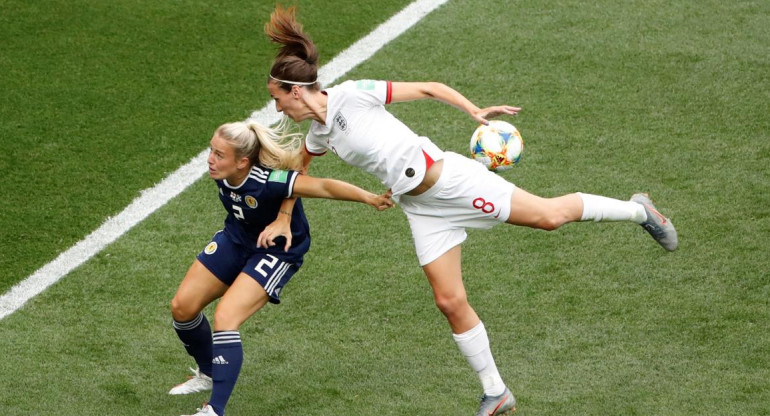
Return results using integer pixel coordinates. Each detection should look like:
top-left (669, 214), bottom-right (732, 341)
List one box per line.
top-left (469, 120), bottom-right (524, 171)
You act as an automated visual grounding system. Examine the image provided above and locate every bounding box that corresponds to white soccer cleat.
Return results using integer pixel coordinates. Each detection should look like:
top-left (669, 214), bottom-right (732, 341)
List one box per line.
top-left (169, 367), bottom-right (213, 395)
top-left (182, 403), bottom-right (218, 416)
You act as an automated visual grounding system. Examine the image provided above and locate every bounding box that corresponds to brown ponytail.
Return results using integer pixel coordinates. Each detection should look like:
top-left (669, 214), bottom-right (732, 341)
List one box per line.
top-left (265, 5), bottom-right (320, 91)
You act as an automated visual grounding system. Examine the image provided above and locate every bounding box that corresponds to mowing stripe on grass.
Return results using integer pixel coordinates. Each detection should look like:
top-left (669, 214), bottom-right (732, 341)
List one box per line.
top-left (0, 0), bottom-right (449, 321)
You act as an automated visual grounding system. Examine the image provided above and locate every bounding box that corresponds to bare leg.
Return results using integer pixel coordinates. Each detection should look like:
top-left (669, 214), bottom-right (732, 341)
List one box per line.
top-left (171, 259), bottom-right (229, 322)
top-left (169, 260), bottom-right (229, 391)
top-left (423, 245), bottom-right (506, 397)
top-left (507, 188), bottom-right (646, 230)
top-left (422, 245), bottom-right (478, 333)
top-left (213, 273), bottom-right (270, 331)
top-left (506, 188), bottom-right (583, 230)
top-left (206, 274), bottom-right (271, 416)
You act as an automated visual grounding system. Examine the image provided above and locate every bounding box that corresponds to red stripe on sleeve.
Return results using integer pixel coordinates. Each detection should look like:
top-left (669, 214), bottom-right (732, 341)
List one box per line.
top-left (385, 81), bottom-right (393, 104)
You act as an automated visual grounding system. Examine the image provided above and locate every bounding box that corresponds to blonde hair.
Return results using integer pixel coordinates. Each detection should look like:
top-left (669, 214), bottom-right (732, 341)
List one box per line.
top-left (265, 5), bottom-right (319, 91)
top-left (215, 118), bottom-right (302, 170)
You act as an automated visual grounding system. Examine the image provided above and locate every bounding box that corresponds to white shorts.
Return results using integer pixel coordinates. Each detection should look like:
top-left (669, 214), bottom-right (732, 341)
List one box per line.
top-left (397, 152), bottom-right (516, 266)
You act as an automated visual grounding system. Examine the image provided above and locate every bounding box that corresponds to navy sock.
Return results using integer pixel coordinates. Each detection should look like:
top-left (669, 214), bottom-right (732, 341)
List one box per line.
top-left (208, 331), bottom-right (243, 416)
top-left (173, 313), bottom-right (213, 377)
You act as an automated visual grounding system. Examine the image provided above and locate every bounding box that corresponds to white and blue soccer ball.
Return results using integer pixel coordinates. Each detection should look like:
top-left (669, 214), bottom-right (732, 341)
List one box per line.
top-left (469, 120), bottom-right (524, 171)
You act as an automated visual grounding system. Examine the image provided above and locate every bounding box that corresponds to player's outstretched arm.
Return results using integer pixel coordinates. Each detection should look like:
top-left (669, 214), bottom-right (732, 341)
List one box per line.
top-left (292, 175), bottom-right (394, 211)
top-left (389, 81), bottom-right (521, 125)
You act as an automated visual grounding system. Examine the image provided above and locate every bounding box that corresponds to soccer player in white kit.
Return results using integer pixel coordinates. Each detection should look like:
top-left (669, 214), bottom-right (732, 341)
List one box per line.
top-left (259, 6), bottom-right (678, 415)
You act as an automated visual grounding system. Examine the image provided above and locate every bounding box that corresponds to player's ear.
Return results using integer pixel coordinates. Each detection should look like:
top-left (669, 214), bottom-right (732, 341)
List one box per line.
top-left (236, 156), bottom-right (251, 170)
top-left (292, 85), bottom-right (301, 98)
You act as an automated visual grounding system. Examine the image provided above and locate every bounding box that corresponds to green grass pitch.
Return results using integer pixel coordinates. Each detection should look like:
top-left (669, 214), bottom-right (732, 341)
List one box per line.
top-left (1, 0), bottom-right (768, 414)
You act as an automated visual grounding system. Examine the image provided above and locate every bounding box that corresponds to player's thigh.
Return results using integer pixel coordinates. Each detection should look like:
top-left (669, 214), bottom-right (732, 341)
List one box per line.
top-left (422, 245), bottom-right (480, 333)
top-left (506, 187), bottom-right (554, 227)
top-left (507, 188), bottom-right (582, 228)
top-left (422, 245), bottom-right (466, 301)
top-left (171, 259), bottom-right (229, 321)
top-left (214, 273), bottom-right (271, 331)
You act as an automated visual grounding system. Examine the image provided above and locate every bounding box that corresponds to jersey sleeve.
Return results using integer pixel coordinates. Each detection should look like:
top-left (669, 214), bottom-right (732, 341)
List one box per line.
top-left (304, 132), bottom-right (327, 156)
top-left (266, 169), bottom-right (300, 198)
top-left (349, 79), bottom-right (393, 106)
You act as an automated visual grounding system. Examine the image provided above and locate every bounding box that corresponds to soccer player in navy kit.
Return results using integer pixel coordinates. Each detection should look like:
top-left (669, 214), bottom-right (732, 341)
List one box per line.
top-left (169, 120), bottom-right (392, 416)
top-left (261, 6), bottom-right (678, 416)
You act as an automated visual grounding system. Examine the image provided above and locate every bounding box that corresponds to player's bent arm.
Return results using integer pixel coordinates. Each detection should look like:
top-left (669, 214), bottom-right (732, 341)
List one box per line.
top-left (257, 151), bottom-right (316, 250)
top-left (257, 197), bottom-right (296, 250)
top-left (276, 197), bottom-right (296, 221)
top-left (389, 81), bottom-right (521, 125)
top-left (291, 175), bottom-right (393, 211)
top-left (300, 147), bottom-right (314, 175)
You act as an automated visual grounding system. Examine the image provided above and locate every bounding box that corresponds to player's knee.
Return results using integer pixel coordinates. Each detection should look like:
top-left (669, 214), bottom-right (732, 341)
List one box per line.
top-left (534, 207), bottom-right (572, 231)
top-left (170, 296), bottom-right (197, 322)
top-left (433, 291), bottom-right (469, 317)
top-left (531, 197), bottom-right (575, 231)
top-left (213, 308), bottom-right (232, 330)
top-left (212, 305), bottom-right (242, 332)
top-left (537, 216), bottom-right (564, 231)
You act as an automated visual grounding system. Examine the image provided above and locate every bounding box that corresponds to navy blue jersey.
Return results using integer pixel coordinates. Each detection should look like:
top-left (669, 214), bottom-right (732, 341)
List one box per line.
top-left (215, 165), bottom-right (310, 263)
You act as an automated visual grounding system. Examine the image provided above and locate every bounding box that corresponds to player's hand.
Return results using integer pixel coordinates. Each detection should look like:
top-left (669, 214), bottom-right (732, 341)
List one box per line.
top-left (474, 105), bottom-right (521, 125)
top-left (257, 217), bottom-right (293, 251)
top-left (369, 189), bottom-right (394, 211)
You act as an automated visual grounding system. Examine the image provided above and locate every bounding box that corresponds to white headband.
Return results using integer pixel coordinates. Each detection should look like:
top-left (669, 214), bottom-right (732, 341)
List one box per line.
top-left (269, 74), bottom-right (317, 86)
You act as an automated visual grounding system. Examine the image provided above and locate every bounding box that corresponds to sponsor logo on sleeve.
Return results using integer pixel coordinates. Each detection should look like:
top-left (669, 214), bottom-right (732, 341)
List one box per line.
top-left (268, 170), bottom-right (289, 183)
top-left (356, 80), bottom-right (376, 90)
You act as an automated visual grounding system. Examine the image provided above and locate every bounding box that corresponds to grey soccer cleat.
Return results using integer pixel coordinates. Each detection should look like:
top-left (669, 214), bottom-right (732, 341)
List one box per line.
top-left (631, 193), bottom-right (678, 251)
top-left (476, 388), bottom-right (516, 416)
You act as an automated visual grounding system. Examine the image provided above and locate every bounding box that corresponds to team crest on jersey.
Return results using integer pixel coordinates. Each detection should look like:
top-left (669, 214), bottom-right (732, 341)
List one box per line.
top-left (229, 191), bottom-right (242, 203)
top-left (204, 242), bottom-right (218, 255)
top-left (333, 111), bottom-right (348, 131)
top-left (245, 195), bottom-right (257, 208)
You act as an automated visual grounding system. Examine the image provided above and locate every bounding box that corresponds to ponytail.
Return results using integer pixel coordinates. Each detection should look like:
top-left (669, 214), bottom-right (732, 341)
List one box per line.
top-left (265, 5), bottom-right (319, 90)
top-left (215, 118), bottom-right (303, 171)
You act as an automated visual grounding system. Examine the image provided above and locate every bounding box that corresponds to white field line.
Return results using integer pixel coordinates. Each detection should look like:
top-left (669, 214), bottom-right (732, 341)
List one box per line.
top-left (0, 0), bottom-right (449, 321)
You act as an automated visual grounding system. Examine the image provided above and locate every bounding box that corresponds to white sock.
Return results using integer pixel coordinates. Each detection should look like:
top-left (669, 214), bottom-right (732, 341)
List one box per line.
top-left (578, 192), bottom-right (647, 223)
top-left (453, 321), bottom-right (506, 396)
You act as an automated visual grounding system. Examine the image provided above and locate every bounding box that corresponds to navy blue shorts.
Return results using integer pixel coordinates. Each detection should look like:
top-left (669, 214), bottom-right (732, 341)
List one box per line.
top-left (196, 231), bottom-right (301, 304)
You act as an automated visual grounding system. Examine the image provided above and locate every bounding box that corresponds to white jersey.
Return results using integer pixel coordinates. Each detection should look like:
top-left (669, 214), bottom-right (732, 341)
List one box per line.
top-left (305, 80), bottom-right (444, 196)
